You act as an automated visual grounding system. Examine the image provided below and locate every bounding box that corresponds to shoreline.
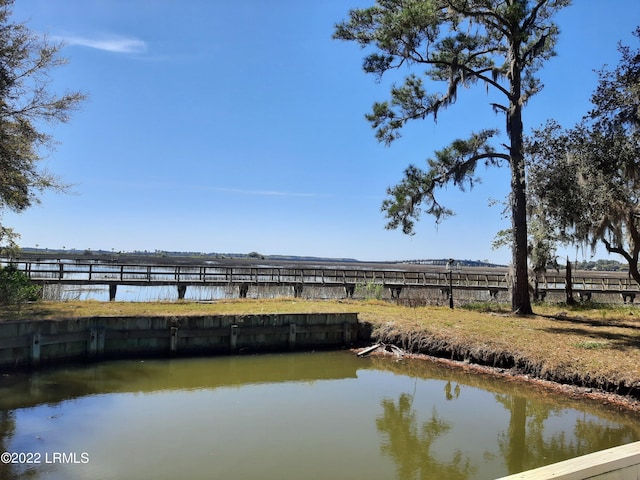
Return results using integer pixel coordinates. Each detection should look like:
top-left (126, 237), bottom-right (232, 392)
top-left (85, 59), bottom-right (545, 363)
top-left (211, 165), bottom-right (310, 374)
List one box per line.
top-left (360, 345), bottom-right (640, 414)
top-left (2, 298), bottom-right (640, 412)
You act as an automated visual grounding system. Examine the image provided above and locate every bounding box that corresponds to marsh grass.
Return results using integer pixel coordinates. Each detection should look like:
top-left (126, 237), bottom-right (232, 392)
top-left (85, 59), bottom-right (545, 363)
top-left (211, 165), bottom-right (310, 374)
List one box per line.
top-left (2, 298), bottom-right (640, 396)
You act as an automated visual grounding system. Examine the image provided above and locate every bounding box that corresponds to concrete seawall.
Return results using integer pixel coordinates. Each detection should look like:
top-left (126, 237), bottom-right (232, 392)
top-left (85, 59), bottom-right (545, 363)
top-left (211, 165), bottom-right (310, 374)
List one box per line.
top-left (0, 313), bottom-right (362, 370)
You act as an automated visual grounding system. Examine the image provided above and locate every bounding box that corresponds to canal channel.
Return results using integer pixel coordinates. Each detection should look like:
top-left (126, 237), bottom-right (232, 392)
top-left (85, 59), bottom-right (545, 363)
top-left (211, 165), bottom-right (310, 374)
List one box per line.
top-left (0, 351), bottom-right (638, 480)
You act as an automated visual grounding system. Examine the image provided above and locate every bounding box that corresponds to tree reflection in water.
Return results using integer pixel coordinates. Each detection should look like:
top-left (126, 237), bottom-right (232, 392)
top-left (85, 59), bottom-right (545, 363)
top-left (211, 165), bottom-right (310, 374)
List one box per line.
top-left (376, 391), bottom-right (473, 480)
top-left (495, 394), bottom-right (640, 475)
top-left (371, 356), bottom-right (640, 478)
top-left (0, 411), bottom-right (38, 479)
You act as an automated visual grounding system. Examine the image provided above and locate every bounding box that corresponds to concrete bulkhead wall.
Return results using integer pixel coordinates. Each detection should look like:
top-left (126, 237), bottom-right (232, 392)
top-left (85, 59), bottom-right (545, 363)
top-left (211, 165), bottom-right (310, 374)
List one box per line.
top-left (496, 441), bottom-right (640, 480)
top-left (0, 313), bottom-right (363, 370)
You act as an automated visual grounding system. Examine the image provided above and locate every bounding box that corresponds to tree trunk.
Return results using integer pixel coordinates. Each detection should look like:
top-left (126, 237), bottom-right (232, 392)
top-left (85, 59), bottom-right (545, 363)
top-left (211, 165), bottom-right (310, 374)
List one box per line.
top-left (508, 53), bottom-right (533, 315)
top-left (507, 396), bottom-right (527, 474)
top-left (565, 258), bottom-right (575, 305)
top-left (510, 158), bottom-right (532, 314)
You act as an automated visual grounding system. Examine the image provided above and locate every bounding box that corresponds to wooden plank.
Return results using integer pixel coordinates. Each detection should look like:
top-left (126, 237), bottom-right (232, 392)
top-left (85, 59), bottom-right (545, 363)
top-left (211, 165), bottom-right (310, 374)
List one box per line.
top-left (40, 332), bottom-right (86, 346)
top-left (497, 441), bottom-right (640, 480)
top-left (107, 329), bottom-right (170, 340)
top-left (357, 343), bottom-right (381, 357)
top-left (0, 335), bottom-right (30, 349)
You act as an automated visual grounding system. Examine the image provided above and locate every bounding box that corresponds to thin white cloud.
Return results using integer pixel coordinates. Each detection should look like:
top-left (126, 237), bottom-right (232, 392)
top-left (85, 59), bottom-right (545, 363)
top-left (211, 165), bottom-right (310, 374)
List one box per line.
top-left (55, 34), bottom-right (147, 54)
top-left (215, 187), bottom-right (317, 198)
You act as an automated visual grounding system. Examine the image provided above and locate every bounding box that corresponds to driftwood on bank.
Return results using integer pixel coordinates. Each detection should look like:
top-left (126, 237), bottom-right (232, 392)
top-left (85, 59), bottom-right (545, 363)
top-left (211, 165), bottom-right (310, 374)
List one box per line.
top-left (357, 343), bottom-right (405, 358)
top-left (357, 343), bottom-right (382, 357)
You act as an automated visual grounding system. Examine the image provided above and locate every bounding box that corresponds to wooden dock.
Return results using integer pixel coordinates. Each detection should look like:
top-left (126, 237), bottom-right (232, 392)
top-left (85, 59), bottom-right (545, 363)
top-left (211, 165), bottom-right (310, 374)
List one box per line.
top-left (3, 255), bottom-right (639, 302)
top-left (497, 440), bottom-right (640, 480)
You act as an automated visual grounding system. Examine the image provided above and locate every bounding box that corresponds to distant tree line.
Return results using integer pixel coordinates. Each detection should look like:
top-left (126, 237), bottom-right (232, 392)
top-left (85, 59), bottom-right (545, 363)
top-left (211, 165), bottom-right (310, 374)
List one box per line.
top-left (573, 259), bottom-right (627, 272)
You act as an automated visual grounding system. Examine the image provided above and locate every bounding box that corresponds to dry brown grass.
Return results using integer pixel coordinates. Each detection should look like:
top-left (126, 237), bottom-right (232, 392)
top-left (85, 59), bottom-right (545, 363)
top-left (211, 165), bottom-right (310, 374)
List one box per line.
top-left (362, 302), bottom-right (640, 395)
top-left (0, 298), bottom-right (360, 319)
top-left (2, 298), bottom-right (640, 396)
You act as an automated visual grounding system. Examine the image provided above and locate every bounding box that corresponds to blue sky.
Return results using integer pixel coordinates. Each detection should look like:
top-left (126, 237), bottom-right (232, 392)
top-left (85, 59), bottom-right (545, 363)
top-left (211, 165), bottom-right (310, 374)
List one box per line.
top-left (5, 1), bottom-right (640, 263)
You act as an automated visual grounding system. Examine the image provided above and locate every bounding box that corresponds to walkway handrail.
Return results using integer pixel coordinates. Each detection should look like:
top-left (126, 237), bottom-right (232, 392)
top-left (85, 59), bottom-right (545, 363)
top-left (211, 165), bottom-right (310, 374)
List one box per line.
top-left (496, 441), bottom-right (640, 480)
top-left (4, 257), bottom-right (639, 294)
top-left (5, 258), bottom-right (509, 288)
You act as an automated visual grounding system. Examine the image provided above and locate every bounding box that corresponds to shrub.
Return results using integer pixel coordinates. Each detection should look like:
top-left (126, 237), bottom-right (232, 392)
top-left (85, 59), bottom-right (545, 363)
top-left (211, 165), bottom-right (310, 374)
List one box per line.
top-left (0, 265), bottom-right (41, 305)
top-left (356, 281), bottom-right (384, 300)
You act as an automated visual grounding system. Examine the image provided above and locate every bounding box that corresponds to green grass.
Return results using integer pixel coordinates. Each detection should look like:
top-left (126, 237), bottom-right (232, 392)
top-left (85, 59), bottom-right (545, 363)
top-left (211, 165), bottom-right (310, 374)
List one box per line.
top-left (574, 341), bottom-right (609, 350)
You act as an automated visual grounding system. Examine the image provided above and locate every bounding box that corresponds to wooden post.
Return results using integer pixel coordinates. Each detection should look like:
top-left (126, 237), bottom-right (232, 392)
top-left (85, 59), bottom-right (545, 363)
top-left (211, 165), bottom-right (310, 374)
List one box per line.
top-left (344, 284), bottom-right (355, 298)
top-left (390, 287), bottom-right (402, 299)
top-left (31, 333), bottom-right (41, 367)
top-left (87, 328), bottom-right (98, 358)
top-left (230, 324), bottom-right (238, 351)
top-left (97, 327), bottom-right (105, 357)
top-left (170, 326), bottom-right (179, 353)
top-left (109, 284), bottom-right (117, 302)
top-left (288, 323), bottom-right (296, 350)
top-left (621, 293), bottom-right (636, 304)
top-left (177, 285), bottom-right (187, 300)
top-left (343, 322), bottom-right (352, 344)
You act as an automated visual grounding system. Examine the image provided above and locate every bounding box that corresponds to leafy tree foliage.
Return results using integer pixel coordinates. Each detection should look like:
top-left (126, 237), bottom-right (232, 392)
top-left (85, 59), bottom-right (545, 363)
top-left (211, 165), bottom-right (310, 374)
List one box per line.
top-left (527, 28), bottom-right (640, 284)
top-left (0, 265), bottom-right (40, 305)
top-left (492, 202), bottom-right (560, 299)
top-left (0, 0), bottom-right (85, 254)
top-left (334, 0), bottom-right (570, 314)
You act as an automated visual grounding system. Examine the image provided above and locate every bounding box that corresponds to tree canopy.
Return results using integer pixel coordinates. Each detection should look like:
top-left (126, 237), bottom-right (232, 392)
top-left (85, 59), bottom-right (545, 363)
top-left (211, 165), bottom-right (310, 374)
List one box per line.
top-left (527, 27), bottom-right (640, 284)
top-left (0, 0), bottom-right (85, 253)
top-left (334, 0), bottom-right (570, 313)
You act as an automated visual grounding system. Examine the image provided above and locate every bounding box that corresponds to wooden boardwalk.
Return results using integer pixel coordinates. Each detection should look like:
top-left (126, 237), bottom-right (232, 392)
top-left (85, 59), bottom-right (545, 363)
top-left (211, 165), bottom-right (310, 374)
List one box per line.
top-left (4, 256), bottom-right (640, 302)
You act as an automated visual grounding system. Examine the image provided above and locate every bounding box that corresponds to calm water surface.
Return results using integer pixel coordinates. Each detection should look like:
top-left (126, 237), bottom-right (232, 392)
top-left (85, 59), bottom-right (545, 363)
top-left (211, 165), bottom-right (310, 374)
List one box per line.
top-left (0, 351), bottom-right (639, 480)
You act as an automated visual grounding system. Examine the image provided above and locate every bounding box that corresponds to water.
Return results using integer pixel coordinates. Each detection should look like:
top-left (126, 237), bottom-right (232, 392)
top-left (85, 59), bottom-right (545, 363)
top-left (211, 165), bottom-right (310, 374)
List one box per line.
top-left (0, 352), bottom-right (638, 480)
top-left (41, 284), bottom-right (348, 302)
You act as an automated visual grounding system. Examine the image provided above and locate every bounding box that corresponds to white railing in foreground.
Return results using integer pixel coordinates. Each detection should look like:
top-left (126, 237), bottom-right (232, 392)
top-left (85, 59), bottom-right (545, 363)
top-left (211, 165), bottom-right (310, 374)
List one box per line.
top-left (496, 441), bottom-right (640, 480)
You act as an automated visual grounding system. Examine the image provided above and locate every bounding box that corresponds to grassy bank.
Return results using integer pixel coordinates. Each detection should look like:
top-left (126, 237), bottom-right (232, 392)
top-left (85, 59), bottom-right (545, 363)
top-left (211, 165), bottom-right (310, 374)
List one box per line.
top-left (2, 299), bottom-right (640, 399)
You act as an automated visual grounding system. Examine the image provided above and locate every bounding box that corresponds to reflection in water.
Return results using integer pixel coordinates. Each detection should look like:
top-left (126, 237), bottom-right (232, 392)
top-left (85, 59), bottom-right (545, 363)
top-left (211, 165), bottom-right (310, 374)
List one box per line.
top-left (377, 392), bottom-right (472, 479)
top-left (0, 412), bottom-right (16, 480)
top-left (0, 352), bottom-right (638, 480)
top-left (370, 358), bottom-right (640, 479)
top-left (494, 392), bottom-right (640, 474)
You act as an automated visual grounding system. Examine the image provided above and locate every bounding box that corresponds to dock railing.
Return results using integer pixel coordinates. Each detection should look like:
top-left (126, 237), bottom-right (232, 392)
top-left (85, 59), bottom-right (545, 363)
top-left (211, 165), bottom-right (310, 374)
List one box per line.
top-left (496, 441), bottom-right (640, 480)
top-left (4, 257), bottom-right (640, 302)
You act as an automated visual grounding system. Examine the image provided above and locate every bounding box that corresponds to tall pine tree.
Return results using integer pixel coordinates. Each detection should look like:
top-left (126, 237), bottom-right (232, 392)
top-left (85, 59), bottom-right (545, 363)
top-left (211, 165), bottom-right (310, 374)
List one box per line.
top-left (334, 0), bottom-right (571, 314)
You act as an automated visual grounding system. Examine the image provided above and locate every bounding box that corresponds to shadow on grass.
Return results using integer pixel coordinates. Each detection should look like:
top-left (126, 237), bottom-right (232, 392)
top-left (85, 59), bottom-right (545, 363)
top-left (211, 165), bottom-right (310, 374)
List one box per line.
top-left (537, 307), bottom-right (640, 350)
top-left (538, 309), bottom-right (640, 330)
top-left (0, 303), bottom-right (60, 321)
top-left (460, 302), bottom-right (512, 314)
top-left (541, 325), bottom-right (640, 351)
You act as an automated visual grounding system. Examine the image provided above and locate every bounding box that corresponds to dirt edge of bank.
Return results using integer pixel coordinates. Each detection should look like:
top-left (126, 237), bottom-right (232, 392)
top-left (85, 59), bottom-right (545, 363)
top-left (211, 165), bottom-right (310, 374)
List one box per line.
top-left (362, 324), bottom-right (640, 413)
